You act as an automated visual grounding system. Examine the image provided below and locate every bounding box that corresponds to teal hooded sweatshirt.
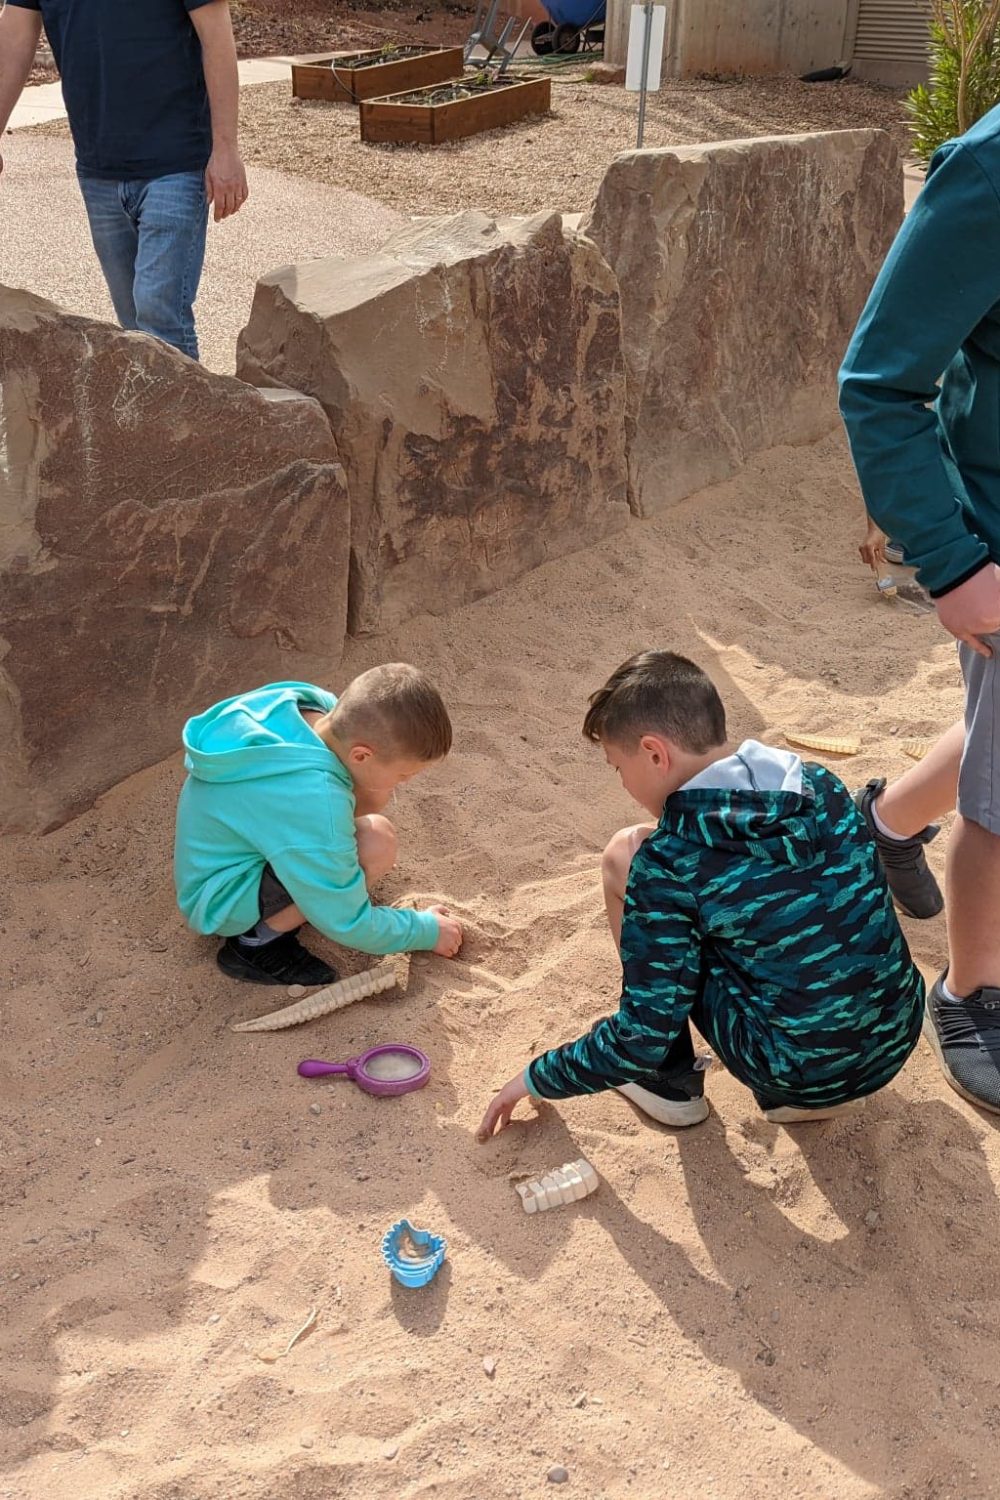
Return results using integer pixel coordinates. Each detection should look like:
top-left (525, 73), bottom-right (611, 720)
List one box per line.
top-left (174, 681), bottom-right (440, 953)
top-left (839, 105), bottom-right (1000, 597)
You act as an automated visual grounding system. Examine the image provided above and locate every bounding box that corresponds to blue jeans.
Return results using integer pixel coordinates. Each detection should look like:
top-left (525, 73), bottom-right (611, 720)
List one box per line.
top-left (77, 171), bottom-right (209, 361)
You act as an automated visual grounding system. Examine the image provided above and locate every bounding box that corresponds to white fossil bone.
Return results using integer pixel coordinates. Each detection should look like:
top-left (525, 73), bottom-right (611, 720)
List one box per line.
top-left (515, 1157), bottom-right (599, 1214)
top-left (231, 960), bottom-right (397, 1032)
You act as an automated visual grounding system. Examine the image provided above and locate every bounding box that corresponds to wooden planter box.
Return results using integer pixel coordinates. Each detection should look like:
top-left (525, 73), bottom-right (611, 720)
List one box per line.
top-left (291, 47), bottom-right (464, 105)
top-left (360, 75), bottom-right (552, 145)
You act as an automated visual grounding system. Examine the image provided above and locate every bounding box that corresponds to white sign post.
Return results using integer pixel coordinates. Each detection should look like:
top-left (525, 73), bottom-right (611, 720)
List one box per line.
top-left (625, 1), bottom-right (665, 149)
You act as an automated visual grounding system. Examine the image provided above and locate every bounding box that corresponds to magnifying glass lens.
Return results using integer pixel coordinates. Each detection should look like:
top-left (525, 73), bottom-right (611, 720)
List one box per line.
top-left (362, 1049), bottom-right (426, 1082)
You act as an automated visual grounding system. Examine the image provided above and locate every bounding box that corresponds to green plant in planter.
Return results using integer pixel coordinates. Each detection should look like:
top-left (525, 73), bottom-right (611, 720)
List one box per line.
top-left (908, 0), bottom-right (1000, 163)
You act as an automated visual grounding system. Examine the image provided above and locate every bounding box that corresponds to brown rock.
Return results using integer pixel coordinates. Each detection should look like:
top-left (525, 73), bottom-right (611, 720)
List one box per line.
top-left (237, 210), bottom-right (630, 635)
top-left (582, 130), bottom-right (902, 516)
top-left (586, 63), bottom-right (626, 85)
top-left (0, 287), bottom-right (349, 832)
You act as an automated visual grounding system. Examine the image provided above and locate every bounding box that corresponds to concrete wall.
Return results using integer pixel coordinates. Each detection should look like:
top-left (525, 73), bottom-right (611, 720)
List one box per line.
top-left (605, 0), bottom-right (851, 76)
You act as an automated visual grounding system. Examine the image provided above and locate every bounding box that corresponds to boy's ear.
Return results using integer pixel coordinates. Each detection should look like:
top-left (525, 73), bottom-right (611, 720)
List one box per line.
top-left (638, 732), bottom-right (672, 768)
top-left (348, 743), bottom-right (375, 765)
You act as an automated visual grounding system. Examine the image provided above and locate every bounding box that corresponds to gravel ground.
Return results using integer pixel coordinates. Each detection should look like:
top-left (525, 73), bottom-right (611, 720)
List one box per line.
top-left (25, 71), bottom-right (910, 218)
top-left (0, 135), bottom-right (402, 373)
top-left (232, 72), bottom-right (912, 217)
top-left (228, 0), bottom-right (475, 54)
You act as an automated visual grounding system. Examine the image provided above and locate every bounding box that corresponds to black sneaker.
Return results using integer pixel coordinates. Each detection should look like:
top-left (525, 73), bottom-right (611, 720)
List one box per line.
top-left (615, 1060), bottom-right (710, 1127)
top-left (924, 975), bottom-right (1000, 1114)
top-left (853, 778), bottom-right (944, 919)
top-left (216, 930), bottom-right (338, 986)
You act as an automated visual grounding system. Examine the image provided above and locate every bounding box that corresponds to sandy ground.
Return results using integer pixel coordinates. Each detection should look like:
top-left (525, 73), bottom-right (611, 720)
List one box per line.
top-left (7, 423), bottom-right (1000, 1500)
top-left (0, 137), bottom-right (403, 374)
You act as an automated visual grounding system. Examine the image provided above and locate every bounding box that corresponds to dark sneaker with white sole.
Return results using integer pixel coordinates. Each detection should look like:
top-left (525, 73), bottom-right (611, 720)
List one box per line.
top-left (853, 778), bottom-right (944, 919)
top-left (217, 930), bottom-right (338, 986)
top-left (923, 976), bottom-right (1000, 1114)
top-left (616, 1061), bottom-right (710, 1127)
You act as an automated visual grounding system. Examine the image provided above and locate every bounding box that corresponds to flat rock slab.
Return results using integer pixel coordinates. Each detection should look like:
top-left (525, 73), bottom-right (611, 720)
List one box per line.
top-left (0, 286), bottom-right (349, 832)
top-left (583, 129), bottom-right (902, 516)
top-left (237, 210), bottom-right (630, 635)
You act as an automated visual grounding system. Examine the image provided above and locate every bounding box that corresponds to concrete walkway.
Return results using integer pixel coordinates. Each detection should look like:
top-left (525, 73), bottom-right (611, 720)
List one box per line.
top-left (8, 57), bottom-right (292, 129)
top-left (0, 134), bottom-right (402, 375)
top-left (1, 57), bottom-right (408, 375)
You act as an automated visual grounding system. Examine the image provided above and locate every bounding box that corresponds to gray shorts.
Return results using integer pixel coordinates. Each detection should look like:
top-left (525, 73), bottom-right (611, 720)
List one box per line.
top-left (258, 863), bottom-right (294, 920)
top-left (958, 632), bottom-right (1000, 835)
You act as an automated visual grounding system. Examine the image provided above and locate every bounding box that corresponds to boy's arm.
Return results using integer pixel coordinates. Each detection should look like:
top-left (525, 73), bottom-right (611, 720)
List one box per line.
top-left (0, 3), bottom-right (42, 176)
top-left (527, 881), bottom-right (702, 1100)
top-left (188, 0), bottom-right (248, 222)
top-left (268, 840), bottom-right (439, 955)
top-left (838, 140), bottom-right (1000, 599)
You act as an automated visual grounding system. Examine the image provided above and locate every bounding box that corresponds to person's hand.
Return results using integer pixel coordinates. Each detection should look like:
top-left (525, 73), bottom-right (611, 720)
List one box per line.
top-left (429, 905), bottom-right (463, 957)
top-left (935, 563), bottom-right (1000, 658)
top-left (204, 144), bottom-right (248, 222)
top-left (478, 1072), bottom-right (530, 1140)
top-left (859, 518), bottom-right (887, 571)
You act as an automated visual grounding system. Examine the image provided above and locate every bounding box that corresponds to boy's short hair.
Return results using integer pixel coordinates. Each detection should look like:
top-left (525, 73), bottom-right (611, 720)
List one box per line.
top-left (583, 651), bottom-right (726, 753)
top-left (332, 663), bottom-right (452, 761)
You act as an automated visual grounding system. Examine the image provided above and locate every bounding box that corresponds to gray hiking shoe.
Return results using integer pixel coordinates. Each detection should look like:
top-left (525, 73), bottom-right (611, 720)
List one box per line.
top-left (853, 778), bottom-right (944, 919)
top-left (924, 975), bottom-right (1000, 1114)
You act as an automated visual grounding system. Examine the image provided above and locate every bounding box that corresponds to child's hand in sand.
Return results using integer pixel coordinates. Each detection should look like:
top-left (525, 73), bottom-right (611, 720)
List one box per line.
top-left (478, 1072), bottom-right (530, 1140)
top-left (859, 517), bottom-right (887, 571)
top-left (430, 905), bottom-right (463, 958)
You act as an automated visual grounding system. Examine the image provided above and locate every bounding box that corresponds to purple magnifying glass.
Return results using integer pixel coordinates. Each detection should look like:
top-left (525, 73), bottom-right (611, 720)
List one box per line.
top-left (298, 1044), bottom-right (431, 1098)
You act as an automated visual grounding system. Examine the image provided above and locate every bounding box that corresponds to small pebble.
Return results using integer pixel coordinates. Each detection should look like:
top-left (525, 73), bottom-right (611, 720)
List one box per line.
top-left (572, 1393), bottom-right (587, 1408)
top-left (770, 1310), bottom-right (780, 1324)
top-left (94, 1138), bottom-right (102, 1147)
top-left (309, 1104), bottom-right (322, 1117)
top-left (483, 1357), bottom-right (496, 1378)
top-left (382, 1442), bottom-right (399, 1461)
top-left (356, 1171), bottom-right (370, 1182)
top-left (207, 1314), bottom-right (220, 1325)
top-left (300, 1437), bottom-right (313, 1449)
top-left (865, 1210), bottom-right (880, 1230)
top-left (93, 1009), bottom-right (104, 1025)
top-left (287, 984), bottom-right (307, 999)
top-left (548, 1465), bottom-right (569, 1484)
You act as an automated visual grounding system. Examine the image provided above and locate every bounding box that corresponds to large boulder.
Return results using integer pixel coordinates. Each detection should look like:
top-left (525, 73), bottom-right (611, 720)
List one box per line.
top-left (236, 211), bottom-right (630, 635)
top-left (0, 287), bottom-right (349, 833)
top-left (582, 130), bottom-right (903, 516)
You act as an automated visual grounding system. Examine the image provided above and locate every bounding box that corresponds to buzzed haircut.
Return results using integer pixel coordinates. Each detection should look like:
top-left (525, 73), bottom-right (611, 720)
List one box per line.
top-left (331, 663), bottom-right (452, 762)
top-left (583, 651), bottom-right (726, 753)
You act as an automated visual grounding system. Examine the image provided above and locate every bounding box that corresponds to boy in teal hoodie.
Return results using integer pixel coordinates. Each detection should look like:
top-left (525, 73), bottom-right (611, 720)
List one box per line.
top-left (174, 664), bottom-right (463, 986)
top-left (479, 652), bottom-right (923, 1137)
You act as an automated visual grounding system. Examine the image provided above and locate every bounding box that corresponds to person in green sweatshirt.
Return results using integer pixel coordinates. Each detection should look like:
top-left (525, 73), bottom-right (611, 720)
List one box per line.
top-left (839, 106), bottom-right (1000, 1115)
top-left (174, 664), bottom-right (463, 986)
top-left (478, 651), bottom-right (923, 1139)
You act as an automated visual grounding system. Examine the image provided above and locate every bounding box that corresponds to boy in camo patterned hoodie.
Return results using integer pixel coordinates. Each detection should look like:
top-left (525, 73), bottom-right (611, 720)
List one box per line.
top-left (479, 651), bottom-right (924, 1136)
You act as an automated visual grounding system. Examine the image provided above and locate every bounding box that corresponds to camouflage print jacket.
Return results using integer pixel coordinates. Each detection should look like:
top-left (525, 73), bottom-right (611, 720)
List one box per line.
top-left (527, 763), bottom-right (924, 1108)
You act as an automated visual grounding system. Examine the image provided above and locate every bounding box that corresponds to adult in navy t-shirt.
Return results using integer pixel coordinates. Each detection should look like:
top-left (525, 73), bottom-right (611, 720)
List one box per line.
top-left (0, 0), bottom-right (248, 359)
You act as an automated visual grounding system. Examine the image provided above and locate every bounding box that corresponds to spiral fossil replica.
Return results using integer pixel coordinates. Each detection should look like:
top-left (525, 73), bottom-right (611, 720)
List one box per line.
top-left (231, 961), bottom-right (397, 1032)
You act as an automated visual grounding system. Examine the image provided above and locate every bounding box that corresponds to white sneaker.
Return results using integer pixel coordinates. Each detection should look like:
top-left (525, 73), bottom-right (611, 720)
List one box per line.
top-left (764, 1099), bottom-right (864, 1123)
top-left (616, 1081), bottom-right (710, 1127)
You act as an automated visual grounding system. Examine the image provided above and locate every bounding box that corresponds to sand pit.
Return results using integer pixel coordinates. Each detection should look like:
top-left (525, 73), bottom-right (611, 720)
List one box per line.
top-left (5, 428), bottom-right (995, 1500)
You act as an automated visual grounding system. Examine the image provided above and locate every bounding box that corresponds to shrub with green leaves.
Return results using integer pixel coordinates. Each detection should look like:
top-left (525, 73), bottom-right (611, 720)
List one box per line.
top-left (908, 0), bottom-right (1000, 163)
